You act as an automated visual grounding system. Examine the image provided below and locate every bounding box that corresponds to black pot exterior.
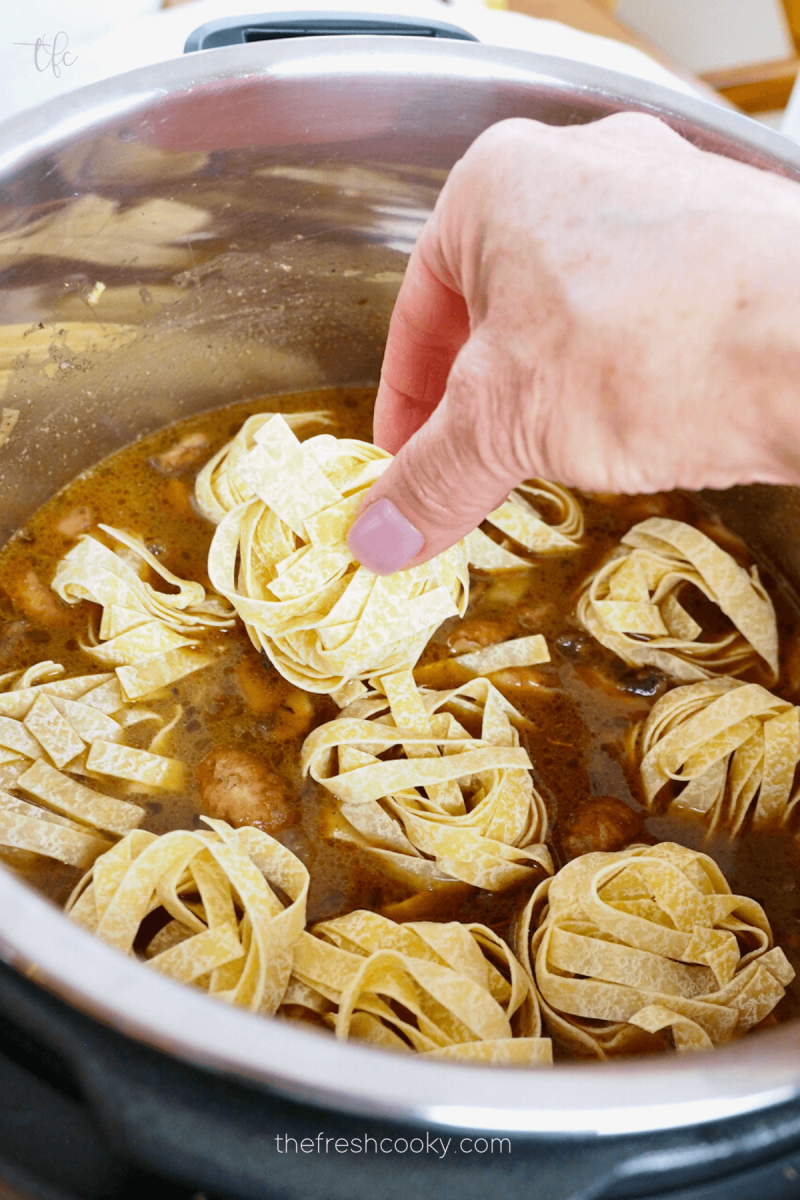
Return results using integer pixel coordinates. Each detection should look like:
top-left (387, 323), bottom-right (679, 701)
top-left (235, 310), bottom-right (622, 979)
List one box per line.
top-left (1, 959), bottom-right (799, 1200)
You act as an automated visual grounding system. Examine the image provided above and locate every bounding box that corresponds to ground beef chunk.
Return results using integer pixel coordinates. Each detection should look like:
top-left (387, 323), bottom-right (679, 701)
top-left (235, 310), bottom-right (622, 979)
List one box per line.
top-left (446, 617), bottom-right (511, 656)
top-left (196, 747), bottom-right (298, 836)
top-left (6, 569), bottom-right (69, 627)
top-left (561, 796), bottom-right (643, 860)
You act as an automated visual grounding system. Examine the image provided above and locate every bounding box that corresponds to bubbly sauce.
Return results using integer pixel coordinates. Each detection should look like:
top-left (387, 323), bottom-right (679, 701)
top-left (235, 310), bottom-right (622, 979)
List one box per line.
top-left (2, 386), bottom-right (800, 1035)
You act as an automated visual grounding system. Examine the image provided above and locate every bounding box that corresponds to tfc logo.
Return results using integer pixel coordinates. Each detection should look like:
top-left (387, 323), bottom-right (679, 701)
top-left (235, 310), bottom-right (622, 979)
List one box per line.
top-left (14, 32), bottom-right (78, 78)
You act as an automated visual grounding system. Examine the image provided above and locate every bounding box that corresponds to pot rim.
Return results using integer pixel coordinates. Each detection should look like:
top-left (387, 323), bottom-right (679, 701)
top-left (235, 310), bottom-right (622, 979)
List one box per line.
top-left (1, 30), bottom-right (798, 176)
top-left (2, 35), bottom-right (800, 1136)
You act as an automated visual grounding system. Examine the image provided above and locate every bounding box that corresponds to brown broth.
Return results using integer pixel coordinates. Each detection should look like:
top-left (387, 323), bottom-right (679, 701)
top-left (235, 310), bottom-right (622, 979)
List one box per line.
top-left (1, 386), bottom-right (799, 1033)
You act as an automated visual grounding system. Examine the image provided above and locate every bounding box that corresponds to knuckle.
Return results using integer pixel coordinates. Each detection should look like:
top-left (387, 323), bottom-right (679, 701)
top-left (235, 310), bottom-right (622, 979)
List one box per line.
top-left (594, 110), bottom-right (689, 148)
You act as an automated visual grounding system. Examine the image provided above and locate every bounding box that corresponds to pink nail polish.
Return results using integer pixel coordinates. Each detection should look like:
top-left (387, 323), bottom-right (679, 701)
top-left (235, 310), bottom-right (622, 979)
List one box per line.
top-left (347, 499), bottom-right (425, 575)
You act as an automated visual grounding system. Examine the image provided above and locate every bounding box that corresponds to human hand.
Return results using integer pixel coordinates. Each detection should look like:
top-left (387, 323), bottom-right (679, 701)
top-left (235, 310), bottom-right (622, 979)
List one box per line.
top-left (347, 113), bottom-right (800, 574)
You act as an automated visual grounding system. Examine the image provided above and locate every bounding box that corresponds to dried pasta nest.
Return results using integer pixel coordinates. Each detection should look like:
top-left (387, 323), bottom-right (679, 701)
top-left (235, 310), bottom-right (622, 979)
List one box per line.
top-left (53, 525), bottom-right (234, 699)
top-left (285, 909), bottom-right (552, 1064)
top-left (203, 414), bottom-right (469, 705)
top-left (67, 818), bottom-right (309, 1014)
top-left (515, 842), bottom-right (794, 1058)
top-left (301, 669), bottom-right (552, 891)
top-left (197, 417), bottom-right (582, 571)
top-left (195, 410), bottom-right (335, 523)
top-left (576, 518), bottom-right (778, 682)
top-left (467, 480), bottom-right (584, 570)
top-left (0, 662), bottom-right (186, 869)
top-left (640, 678), bottom-right (800, 835)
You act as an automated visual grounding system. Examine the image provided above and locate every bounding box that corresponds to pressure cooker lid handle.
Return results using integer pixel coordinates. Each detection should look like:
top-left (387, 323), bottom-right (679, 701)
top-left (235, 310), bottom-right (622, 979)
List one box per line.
top-left (183, 11), bottom-right (479, 52)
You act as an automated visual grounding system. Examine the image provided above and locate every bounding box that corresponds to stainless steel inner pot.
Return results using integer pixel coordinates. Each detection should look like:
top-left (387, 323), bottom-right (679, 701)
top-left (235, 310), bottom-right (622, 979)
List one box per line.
top-left (2, 34), bottom-right (800, 1147)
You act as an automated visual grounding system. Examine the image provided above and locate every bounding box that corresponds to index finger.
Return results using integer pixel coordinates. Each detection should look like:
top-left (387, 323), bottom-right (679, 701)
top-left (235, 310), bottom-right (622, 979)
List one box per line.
top-left (373, 247), bottom-right (469, 455)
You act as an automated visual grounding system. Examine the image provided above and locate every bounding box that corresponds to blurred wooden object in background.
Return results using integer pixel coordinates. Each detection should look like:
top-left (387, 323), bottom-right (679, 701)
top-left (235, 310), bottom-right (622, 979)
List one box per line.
top-left (698, 0), bottom-right (799, 112)
top-left (505, 0), bottom-right (666, 50)
top-left (505, 0), bottom-right (730, 100)
top-left (701, 54), bottom-right (799, 112)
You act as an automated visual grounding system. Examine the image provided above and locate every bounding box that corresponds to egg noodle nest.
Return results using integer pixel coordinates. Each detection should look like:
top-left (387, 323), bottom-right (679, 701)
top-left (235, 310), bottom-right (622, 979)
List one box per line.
top-left (302, 669), bottom-right (552, 891)
top-left (67, 817), bottom-right (309, 1014)
top-left (8, 410), bottom-right (792, 1066)
top-left (0, 661), bottom-right (187, 868)
top-left (286, 909), bottom-right (552, 1064)
top-left (640, 678), bottom-right (800, 835)
top-left (576, 518), bottom-right (779, 682)
top-left (196, 413), bottom-right (583, 704)
top-left (53, 524), bottom-right (234, 698)
top-left (201, 414), bottom-right (469, 706)
top-left (466, 480), bottom-right (584, 570)
top-left (515, 841), bottom-right (794, 1058)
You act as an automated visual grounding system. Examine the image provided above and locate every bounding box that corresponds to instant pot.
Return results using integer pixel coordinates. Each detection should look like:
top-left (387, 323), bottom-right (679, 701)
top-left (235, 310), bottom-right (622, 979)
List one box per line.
top-left (2, 20), bottom-right (800, 1199)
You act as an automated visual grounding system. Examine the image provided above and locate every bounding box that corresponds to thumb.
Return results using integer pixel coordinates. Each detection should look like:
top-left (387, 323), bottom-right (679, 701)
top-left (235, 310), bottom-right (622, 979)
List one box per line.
top-left (347, 336), bottom-right (529, 574)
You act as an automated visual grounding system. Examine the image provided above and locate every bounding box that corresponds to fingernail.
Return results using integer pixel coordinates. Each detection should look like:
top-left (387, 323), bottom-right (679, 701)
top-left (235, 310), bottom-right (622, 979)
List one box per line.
top-left (347, 498), bottom-right (425, 575)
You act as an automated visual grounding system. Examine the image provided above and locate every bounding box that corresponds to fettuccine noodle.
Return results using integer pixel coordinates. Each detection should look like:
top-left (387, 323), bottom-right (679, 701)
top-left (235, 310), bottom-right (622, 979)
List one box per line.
top-left (302, 670), bottom-right (552, 890)
top-left (640, 678), bottom-right (800, 834)
top-left (0, 662), bottom-right (185, 867)
top-left (576, 518), bottom-right (778, 682)
top-left (195, 410), bottom-right (335, 523)
top-left (67, 818), bottom-right (309, 1014)
top-left (516, 842), bottom-right (794, 1058)
top-left (197, 417), bottom-right (582, 574)
top-left (203, 415), bottom-right (469, 705)
top-left (285, 909), bottom-right (552, 1064)
top-left (468, 480), bottom-right (584, 570)
top-left (53, 525), bottom-right (234, 699)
